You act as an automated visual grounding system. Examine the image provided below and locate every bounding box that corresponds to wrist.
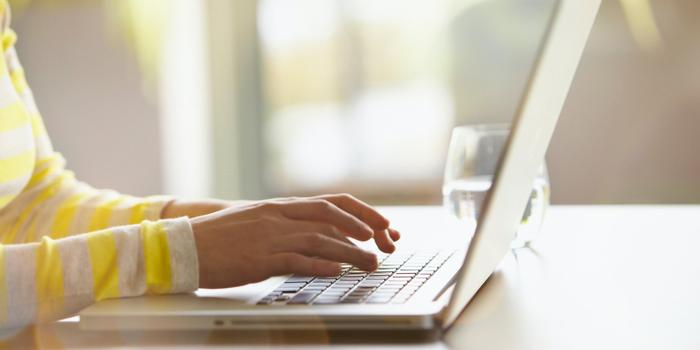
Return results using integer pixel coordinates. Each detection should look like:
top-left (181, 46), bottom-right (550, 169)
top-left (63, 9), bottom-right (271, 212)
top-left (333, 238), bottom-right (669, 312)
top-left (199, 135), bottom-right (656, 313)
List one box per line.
top-left (189, 215), bottom-right (214, 288)
top-left (162, 199), bottom-right (230, 219)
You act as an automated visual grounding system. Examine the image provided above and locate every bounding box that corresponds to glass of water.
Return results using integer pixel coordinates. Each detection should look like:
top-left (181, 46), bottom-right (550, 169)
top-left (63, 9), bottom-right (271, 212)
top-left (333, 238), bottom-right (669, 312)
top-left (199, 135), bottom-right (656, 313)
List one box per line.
top-left (442, 124), bottom-right (550, 248)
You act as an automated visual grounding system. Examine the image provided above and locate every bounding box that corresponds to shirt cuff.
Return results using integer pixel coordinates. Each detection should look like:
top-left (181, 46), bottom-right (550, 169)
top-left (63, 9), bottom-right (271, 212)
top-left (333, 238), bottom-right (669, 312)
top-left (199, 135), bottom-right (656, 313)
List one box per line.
top-left (142, 195), bottom-right (176, 221)
top-left (157, 217), bottom-right (200, 293)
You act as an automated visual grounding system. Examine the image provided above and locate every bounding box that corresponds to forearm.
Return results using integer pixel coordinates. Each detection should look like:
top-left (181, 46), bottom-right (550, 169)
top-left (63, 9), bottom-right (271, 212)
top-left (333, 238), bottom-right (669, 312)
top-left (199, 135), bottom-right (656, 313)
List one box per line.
top-left (0, 217), bottom-right (198, 329)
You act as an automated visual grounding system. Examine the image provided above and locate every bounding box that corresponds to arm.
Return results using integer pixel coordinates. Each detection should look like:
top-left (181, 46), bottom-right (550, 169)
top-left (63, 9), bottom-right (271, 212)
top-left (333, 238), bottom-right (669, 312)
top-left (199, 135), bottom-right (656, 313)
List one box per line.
top-left (0, 3), bottom-right (400, 329)
top-left (0, 154), bottom-right (178, 243)
top-left (0, 217), bottom-right (198, 329)
top-left (0, 24), bottom-right (175, 242)
top-left (0, 15), bottom-right (197, 329)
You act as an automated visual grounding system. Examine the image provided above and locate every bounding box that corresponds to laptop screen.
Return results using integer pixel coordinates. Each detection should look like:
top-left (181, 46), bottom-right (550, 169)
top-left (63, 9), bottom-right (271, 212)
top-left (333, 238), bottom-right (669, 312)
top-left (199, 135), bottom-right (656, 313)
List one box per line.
top-left (442, 0), bottom-right (601, 327)
top-left (444, 0), bottom-right (557, 226)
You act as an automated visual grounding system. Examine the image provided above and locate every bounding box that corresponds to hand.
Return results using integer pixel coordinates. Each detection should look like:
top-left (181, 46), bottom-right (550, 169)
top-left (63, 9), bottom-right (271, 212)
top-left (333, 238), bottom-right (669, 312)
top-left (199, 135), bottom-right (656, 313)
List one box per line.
top-left (187, 194), bottom-right (401, 288)
top-left (162, 196), bottom-right (400, 252)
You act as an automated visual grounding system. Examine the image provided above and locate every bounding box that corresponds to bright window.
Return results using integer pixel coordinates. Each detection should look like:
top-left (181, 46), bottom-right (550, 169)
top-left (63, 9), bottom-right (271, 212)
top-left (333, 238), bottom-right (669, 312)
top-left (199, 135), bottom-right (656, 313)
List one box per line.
top-left (256, 0), bottom-right (554, 203)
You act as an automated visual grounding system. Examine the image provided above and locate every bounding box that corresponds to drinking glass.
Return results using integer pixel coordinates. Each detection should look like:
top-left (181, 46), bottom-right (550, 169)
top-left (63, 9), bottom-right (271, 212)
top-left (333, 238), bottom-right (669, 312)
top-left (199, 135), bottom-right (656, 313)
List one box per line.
top-left (442, 124), bottom-right (550, 248)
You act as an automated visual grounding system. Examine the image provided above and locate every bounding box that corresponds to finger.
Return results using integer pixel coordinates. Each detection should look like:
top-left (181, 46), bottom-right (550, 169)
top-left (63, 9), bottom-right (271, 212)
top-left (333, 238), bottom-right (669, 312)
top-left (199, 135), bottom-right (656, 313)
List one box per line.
top-left (265, 253), bottom-right (342, 277)
top-left (314, 194), bottom-right (390, 231)
top-left (272, 233), bottom-right (378, 271)
top-left (373, 229), bottom-right (396, 254)
top-left (278, 200), bottom-right (374, 241)
top-left (388, 227), bottom-right (401, 241)
top-left (283, 220), bottom-right (354, 245)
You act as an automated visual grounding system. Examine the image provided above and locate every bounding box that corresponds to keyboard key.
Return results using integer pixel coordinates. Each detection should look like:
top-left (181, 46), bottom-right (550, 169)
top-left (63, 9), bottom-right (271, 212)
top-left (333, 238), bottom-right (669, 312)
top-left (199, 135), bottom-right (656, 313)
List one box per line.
top-left (321, 290), bottom-right (347, 296)
top-left (314, 278), bottom-right (337, 283)
top-left (288, 292), bottom-right (319, 304)
top-left (286, 276), bottom-right (314, 283)
top-left (304, 287), bottom-right (327, 292)
top-left (326, 288), bottom-right (351, 294)
top-left (275, 294), bottom-right (292, 302)
top-left (281, 282), bottom-right (307, 287)
top-left (339, 276), bottom-right (363, 281)
top-left (383, 282), bottom-right (407, 287)
top-left (332, 280), bottom-right (353, 285)
top-left (329, 283), bottom-right (353, 288)
top-left (346, 273), bottom-right (368, 278)
top-left (367, 296), bottom-right (393, 304)
top-left (394, 272), bottom-right (416, 277)
top-left (358, 281), bottom-right (383, 287)
top-left (308, 282), bottom-right (332, 288)
top-left (325, 286), bottom-right (349, 292)
top-left (346, 295), bottom-right (368, 301)
top-left (344, 292), bottom-right (366, 298)
top-left (340, 298), bottom-right (363, 304)
top-left (369, 272), bottom-right (393, 276)
top-left (314, 298), bottom-right (341, 305)
top-left (331, 286), bottom-right (355, 291)
top-left (371, 291), bottom-right (398, 297)
top-left (398, 268), bottom-right (421, 273)
top-left (387, 278), bottom-right (411, 282)
top-left (365, 276), bottom-right (388, 281)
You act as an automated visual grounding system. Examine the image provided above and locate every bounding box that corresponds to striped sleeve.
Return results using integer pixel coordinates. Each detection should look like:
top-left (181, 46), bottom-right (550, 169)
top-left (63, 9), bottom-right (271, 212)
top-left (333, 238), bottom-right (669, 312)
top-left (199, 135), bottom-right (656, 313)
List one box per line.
top-left (0, 1), bottom-right (199, 329)
top-left (0, 153), bottom-right (177, 244)
top-left (0, 6), bottom-right (174, 242)
top-left (0, 24), bottom-right (35, 210)
top-left (0, 217), bottom-right (199, 328)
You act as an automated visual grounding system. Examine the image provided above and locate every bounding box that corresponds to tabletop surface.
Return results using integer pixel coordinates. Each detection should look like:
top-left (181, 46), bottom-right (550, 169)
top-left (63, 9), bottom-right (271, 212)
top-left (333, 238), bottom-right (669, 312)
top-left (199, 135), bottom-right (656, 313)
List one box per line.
top-left (2, 205), bottom-right (699, 349)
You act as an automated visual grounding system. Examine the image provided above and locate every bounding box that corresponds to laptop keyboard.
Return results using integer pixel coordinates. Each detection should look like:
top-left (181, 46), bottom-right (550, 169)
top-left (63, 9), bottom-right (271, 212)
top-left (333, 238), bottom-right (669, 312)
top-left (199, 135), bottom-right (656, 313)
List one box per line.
top-left (257, 250), bottom-right (454, 305)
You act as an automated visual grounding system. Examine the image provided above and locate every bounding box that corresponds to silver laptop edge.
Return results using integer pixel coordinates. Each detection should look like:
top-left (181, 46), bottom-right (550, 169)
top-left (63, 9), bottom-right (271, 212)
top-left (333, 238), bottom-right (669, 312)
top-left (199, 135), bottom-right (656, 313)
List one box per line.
top-left (79, 0), bottom-right (601, 331)
top-left (440, 0), bottom-right (601, 328)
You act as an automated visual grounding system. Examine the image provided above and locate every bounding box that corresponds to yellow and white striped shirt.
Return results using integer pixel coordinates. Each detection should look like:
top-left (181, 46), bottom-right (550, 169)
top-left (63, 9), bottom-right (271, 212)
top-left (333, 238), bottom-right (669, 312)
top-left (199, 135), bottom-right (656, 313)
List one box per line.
top-left (0, 1), bottom-right (198, 328)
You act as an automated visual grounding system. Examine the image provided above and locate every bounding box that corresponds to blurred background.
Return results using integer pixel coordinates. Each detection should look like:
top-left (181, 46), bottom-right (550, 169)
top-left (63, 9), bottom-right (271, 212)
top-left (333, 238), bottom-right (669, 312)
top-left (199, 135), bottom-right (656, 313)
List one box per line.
top-left (8, 0), bottom-right (700, 205)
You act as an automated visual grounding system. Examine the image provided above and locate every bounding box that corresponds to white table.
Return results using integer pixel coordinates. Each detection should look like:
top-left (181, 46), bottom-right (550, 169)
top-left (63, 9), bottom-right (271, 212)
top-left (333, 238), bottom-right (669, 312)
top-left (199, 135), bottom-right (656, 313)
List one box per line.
top-left (4, 206), bottom-right (700, 349)
top-left (445, 205), bottom-right (700, 349)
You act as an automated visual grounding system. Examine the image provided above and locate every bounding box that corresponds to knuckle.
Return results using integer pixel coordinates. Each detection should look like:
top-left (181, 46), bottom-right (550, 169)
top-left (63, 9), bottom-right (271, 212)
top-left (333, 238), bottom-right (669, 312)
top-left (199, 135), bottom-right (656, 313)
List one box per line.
top-left (319, 223), bottom-right (339, 235)
top-left (315, 199), bottom-right (333, 211)
top-left (284, 253), bottom-right (302, 267)
top-left (305, 233), bottom-right (325, 250)
top-left (310, 259), bottom-right (324, 271)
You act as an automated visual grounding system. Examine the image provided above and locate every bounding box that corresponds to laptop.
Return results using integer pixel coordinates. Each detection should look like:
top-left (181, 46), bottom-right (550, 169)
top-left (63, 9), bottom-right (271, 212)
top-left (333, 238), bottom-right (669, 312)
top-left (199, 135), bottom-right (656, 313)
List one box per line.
top-left (80, 0), bottom-right (601, 331)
